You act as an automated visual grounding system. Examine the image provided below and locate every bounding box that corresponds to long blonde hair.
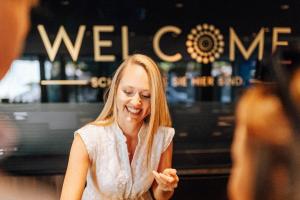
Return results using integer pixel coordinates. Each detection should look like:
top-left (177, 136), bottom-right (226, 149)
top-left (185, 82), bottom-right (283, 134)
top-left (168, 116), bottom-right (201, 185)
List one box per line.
top-left (93, 54), bottom-right (172, 160)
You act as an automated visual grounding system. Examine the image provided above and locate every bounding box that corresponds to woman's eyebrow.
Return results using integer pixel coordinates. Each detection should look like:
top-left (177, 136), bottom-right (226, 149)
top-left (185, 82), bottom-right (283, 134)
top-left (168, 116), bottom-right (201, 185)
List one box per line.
top-left (123, 85), bottom-right (150, 92)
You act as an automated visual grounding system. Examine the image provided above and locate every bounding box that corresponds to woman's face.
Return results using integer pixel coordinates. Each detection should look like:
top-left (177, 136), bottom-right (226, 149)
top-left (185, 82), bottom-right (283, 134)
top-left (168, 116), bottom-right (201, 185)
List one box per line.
top-left (116, 64), bottom-right (151, 125)
top-left (228, 122), bottom-right (254, 200)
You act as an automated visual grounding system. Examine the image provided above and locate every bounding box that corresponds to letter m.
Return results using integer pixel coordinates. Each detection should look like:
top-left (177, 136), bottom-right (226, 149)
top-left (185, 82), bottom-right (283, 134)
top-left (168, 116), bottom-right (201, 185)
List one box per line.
top-left (229, 28), bottom-right (264, 61)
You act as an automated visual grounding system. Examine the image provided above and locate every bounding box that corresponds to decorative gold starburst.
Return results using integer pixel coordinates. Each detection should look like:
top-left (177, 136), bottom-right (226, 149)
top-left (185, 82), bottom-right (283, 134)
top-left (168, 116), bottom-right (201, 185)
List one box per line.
top-left (186, 24), bottom-right (224, 64)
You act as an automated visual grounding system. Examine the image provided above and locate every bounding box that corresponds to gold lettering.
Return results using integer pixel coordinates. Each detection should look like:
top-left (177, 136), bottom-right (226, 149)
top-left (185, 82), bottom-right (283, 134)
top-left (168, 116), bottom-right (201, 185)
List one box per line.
top-left (121, 26), bottom-right (129, 60)
top-left (234, 76), bottom-right (243, 86)
top-left (153, 26), bottom-right (182, 62)
top-left (98, 77), bottom-right (108, 88)
top-left (217, 76), bottom-right (243, 86)
top-left (37, 25), bottom-right (85, 61)
top-left (272, 27), bottom-right (291, 53)
top-left (218, 77), bottom-right (225, 86)
top-left (191, 76), bottom-right (215, 87)
top-left (207, 77), bottom-right (214, 86)
top-left (229, 28), bottom-right (264, 61)
top-left (91, 77), bottom-right (112, 88)
top-left (91, 77), bottom-right (98, 88)
top-left (93, 26), bottom-right (115, 62)
top-left (171, 76), bottom-right (186, 87)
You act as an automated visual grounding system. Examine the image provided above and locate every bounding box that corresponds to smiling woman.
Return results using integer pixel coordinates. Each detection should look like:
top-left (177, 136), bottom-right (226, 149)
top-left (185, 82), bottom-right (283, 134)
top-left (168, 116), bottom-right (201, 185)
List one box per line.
top-left (61, 54), bottom-right (179, 200)
top-left (116, 63), bottom-right (151, 127)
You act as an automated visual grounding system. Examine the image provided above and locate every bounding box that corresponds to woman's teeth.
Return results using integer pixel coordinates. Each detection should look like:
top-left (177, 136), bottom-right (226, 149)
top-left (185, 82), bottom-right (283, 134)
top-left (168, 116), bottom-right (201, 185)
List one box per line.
top-left (127, 107), bottom-right (141, 114)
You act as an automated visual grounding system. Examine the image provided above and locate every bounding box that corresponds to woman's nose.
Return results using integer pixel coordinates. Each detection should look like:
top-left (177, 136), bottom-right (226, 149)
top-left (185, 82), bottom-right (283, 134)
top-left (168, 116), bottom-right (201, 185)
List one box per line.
top-left (131, 93), bottom-right (142, 106)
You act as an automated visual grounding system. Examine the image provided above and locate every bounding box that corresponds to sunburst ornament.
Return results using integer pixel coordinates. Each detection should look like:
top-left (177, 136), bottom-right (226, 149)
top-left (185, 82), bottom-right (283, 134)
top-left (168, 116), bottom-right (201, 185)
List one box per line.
top-left (186, 24), bottom-right (224, 64)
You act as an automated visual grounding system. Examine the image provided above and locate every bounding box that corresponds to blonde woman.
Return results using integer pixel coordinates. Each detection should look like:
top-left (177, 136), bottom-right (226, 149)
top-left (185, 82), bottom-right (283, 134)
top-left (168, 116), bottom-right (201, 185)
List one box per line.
top-left (61, 54), bottom-right (179, 200)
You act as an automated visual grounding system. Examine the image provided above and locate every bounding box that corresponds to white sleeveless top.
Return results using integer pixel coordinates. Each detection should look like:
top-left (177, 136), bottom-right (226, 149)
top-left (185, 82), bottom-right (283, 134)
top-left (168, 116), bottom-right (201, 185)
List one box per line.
top-left (75, 122), bottom-right (175, 200)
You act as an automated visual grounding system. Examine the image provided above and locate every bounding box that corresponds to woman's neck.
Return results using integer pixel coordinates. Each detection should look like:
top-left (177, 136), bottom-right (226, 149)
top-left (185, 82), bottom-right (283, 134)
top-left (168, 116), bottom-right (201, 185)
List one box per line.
top-left (117, 119), bottom-right (143, 139)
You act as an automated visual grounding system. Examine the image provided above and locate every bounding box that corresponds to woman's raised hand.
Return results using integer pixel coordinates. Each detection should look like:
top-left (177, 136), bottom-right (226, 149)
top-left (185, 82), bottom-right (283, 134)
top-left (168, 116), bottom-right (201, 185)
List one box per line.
top-left (152, 168), bottom-right (179, 192)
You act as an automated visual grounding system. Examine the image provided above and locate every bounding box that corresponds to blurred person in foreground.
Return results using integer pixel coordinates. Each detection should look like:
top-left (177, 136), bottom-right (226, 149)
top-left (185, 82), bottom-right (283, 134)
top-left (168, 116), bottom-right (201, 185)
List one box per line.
top-left (0, 0), bottom-right (56, 199)
top-left (0, 0), bottom-right (37, 79)
top-left (228, 49), bottom-right (300, 200)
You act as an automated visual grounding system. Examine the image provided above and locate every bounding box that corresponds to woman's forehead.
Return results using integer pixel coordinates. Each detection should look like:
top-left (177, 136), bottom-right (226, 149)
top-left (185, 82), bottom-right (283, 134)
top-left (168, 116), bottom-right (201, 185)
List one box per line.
top-left (119, 64), bottom-right (150, 89)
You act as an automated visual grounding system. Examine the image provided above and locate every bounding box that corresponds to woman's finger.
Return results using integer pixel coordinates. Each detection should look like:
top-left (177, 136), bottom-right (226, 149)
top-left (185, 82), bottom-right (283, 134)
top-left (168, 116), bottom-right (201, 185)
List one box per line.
top-left (153, 170), bottom-right (178, 191)
top-left (158, 173), bottom-right (174, 183)
top-left (152, 171), bottom-right (168, 185)
top-left (163, 168), bottom-right (179, 183)
top-left (163, 168), bottom-right (177, 176)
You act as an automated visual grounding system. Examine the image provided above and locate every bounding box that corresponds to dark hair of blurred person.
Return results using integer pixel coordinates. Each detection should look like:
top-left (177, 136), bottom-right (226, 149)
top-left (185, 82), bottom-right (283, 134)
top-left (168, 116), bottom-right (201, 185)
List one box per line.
top-left (228, 47), bottom-right (300, 200)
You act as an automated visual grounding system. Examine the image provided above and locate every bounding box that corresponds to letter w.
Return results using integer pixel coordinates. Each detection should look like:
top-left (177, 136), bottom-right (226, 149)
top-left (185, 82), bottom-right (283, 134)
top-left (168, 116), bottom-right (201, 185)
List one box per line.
top-left (37, 25), bottom-right (86, 61)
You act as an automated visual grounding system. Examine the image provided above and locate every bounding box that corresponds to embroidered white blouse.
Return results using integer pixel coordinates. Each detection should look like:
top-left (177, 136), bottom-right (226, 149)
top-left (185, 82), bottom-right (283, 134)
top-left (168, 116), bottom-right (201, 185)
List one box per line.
top-left (75, 122), bottom-right (175, 200)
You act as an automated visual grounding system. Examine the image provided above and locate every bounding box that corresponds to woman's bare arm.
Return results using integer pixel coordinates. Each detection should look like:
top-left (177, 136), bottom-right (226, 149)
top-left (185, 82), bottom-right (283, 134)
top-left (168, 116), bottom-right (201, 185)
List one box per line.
top-left (152, 142), bottom-right (179, 200)
top-left (60, 135), bottom-right (90, 200)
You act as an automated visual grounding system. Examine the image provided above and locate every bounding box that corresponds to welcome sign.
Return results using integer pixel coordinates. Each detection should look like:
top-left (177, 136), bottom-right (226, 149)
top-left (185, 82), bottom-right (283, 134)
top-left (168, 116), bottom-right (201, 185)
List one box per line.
top-left (37, 24), bottom-right (291, 63)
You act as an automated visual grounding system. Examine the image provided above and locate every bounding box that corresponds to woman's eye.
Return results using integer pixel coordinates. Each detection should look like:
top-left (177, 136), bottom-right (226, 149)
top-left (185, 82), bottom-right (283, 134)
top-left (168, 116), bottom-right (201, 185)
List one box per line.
top-left (123, 90), bottom-right (133, 96)
top-left (141, 94), bottom-right (151, 99)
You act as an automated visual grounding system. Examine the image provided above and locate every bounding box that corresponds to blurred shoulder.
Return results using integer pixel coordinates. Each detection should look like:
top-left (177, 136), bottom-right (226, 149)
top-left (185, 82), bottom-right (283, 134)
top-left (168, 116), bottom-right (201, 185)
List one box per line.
top-left (157, 126), bottom-right (175, 136)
